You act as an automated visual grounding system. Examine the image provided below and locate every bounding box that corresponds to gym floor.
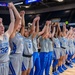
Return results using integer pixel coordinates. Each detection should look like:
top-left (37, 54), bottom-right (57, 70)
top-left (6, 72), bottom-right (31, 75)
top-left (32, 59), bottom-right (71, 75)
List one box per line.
top-left (59, 64), bottom-right (75, 75)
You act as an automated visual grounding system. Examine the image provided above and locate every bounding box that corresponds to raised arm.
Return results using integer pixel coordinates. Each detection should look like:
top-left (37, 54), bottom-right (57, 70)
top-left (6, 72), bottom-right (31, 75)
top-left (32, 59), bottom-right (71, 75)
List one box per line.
top-left (30, 16), bottom-right (40, 38)
top-left (51, 26), bottom-right (55, 38)
top-left (66, 29), bottom-right (70, 38)
top-left (56, 23), bottom-right (62, 37)
top-left (73, 28), bottom-right (75, 38)
top-left (63, 24), bottom-right (66, 32)
top-left (31, 16), bottom-right (39, 33)
top-left (45, 21), bottom-right (51, 37)
top-left (5, 3), bottom-right (15, 38)
top-left (20, 11), bottom-right (25, 36)
top-left (69, 27), bottom-right (73, 38)
top-left (35, 16), bottom-right (40, 34)
top-left (38, 24), bottom-right (46, 36)
top-left (48, 22), bottom-right (52, 38)
top-left (11, 3), bottom-right (21, 22)
top-left (66, 27), bottom-right (72, 38)
top-left (62, 24), bottom-right (67, 37)
top-left (9, 3), bottom-right (21, 38)
top-left (12, 3), bottom-right (21, 32)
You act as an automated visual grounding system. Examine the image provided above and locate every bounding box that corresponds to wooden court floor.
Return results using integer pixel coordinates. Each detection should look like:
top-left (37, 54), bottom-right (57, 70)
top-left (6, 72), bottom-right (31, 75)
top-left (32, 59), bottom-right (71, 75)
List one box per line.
top-left (49, 64), bottom-right (75, 75)
top-left (59, 64), bottom-right (75, 75)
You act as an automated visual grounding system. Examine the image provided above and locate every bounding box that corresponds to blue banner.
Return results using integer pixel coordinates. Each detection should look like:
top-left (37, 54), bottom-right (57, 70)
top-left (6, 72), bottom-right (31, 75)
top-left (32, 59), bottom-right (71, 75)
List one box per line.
top-left (25, 0), bottom-right (41, 4)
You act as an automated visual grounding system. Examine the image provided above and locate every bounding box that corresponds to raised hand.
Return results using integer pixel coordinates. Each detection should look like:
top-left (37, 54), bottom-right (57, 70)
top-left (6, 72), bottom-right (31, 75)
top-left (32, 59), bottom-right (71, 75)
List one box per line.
top-left (0, 18), bottom-right (2, 23)
top-left (8, 2), bottom-right (14, 9)
top-left (34, 16), bottom-right (40, 22)
top-left (37, 16), bottom-right (40, 21)
top-left (20, 10), bottom-right (25, 16)
top-left (63, 23), bottom-right (66, 27)
top-left (46, 21), bottom-right (51, 26)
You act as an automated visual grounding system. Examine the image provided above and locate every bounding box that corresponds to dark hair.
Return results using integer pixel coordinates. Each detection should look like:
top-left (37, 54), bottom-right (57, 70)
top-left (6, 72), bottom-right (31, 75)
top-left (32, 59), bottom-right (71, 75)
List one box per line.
top-left (25, 26), bottom-right (28, 30)
top-left (66, 25), bottom-right (70, 30)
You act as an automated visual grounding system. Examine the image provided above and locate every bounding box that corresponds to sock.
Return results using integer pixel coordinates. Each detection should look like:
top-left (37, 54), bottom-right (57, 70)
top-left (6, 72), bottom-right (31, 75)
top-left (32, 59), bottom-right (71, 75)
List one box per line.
top-left (57, 66), bottom-right (64, 73)
top-left (66, 61), bottom-right (73, 68)
top-left (72, 58), bottom-right (75, 63)
top-left (53, 71), bottom-right (59, 75)
top-left (62, 64), bottom-right (67, 70)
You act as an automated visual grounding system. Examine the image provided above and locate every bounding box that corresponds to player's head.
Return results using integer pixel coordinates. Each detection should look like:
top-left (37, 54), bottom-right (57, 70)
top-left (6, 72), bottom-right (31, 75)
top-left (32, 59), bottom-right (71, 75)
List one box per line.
top-left (0, 18), bottom-right (4, 35)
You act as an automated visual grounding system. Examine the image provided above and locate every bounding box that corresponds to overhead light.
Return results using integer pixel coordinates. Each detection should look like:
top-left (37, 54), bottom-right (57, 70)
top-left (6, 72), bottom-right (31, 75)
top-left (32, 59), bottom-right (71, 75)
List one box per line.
top-left (57, 0), bottom-right (63, 2)
top-left (51, 18), bottom-right (61, 23)
top-left (14, 2), bottom-right (23, 6)
top-left (21, 5), bottom-right (30, 8)
top-left (29, 15), bottom-right (32, 17)
top-left (25, 5), bottom-right (30, 8)
top-left (65, 10), bottom-right (70, 13)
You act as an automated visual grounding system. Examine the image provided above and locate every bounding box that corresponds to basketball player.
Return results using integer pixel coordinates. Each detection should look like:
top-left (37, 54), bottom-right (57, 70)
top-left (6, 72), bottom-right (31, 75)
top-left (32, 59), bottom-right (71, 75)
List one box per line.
top-left (29, 16), bottom-right (41, 75)
top-left (9, 2), bottom-right (24, 75)
top-left (0, 2), bottom-right (15, 75)
top-left (52, 23), bottom-right (62, 75)
top-left (47, 22), bottom-right (56, 75)
top-left (39, 21), bottom-right (52, 75)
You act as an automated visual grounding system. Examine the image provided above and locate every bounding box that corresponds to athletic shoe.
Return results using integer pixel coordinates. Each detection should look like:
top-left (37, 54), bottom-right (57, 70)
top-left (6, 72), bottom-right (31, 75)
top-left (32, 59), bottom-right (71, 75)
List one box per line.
top-left (57, 66), bottom-right (64, 73)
